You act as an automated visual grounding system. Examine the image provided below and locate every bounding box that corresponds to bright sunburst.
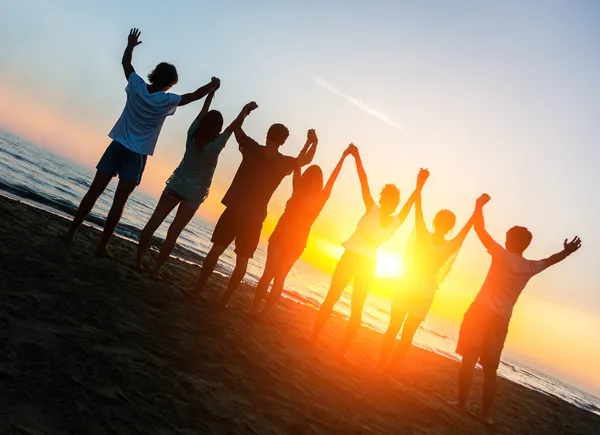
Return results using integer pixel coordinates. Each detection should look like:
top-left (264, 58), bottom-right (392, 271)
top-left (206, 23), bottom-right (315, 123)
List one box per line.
top-left (376, 250), bottom-right (404, 278)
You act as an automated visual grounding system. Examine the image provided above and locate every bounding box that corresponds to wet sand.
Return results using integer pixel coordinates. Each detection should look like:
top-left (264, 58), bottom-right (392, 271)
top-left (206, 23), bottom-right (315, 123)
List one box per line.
top-left (1, 195), bottom-right (598, 435)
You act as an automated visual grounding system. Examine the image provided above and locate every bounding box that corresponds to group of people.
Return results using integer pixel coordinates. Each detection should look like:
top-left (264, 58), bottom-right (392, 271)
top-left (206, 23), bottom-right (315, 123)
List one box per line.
top-left (64, 29), bottom-right (583, 425)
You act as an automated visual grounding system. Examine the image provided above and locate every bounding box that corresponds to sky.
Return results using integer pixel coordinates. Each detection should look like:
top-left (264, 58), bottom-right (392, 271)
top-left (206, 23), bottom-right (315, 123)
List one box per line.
top-left (1, 1), bottom-right (599, 394)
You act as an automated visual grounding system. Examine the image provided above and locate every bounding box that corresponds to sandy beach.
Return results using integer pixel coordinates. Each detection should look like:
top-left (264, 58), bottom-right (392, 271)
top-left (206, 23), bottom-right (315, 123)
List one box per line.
top-left (1, 195), bottom-right (598, 435)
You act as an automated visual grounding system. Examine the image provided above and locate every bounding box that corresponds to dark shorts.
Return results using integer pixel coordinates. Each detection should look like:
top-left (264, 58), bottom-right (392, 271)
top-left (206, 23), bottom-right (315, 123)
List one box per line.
top-left (456, 304), bottom-right (510, 371)
top-left (96, 141), bottom-right (147, 185)
top-left (211, 208), bottom-right (263, 258)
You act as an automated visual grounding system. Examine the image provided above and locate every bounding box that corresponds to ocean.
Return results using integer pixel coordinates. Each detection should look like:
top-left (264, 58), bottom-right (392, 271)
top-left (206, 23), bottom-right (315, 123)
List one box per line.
top-left (1, 131), bottom-right (598, 416)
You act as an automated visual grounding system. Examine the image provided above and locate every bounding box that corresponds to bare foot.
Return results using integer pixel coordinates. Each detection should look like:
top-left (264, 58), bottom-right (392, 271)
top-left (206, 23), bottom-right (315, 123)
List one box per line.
top-left (95, 247), bottom-right (114, 259)
top-left (150, 269), bottom-right (163, 281)
top-left (131, 258), bottom-right (143, 271)
top-left (481, 413), bottom-right (495, 426)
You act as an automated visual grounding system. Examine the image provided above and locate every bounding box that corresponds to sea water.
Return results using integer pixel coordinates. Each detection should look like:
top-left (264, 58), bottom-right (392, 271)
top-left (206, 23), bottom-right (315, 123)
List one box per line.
top-left (1, 131), bottom-right (598, 416)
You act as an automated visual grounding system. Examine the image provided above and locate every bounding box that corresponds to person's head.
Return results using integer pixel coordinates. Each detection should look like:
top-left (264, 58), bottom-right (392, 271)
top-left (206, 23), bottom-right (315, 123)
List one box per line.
top-left (505, 226), bottom-right (533, 254)
top-left (195, 110), bottom-right (224, 147)
top-left (299, 165), bottom-right (324, 194)
top-left (433, 209), bottom-right (456, 236)
top-left (379, 184), bottom-right (400, 215)
top-left (147, 62), bottom-right (178, 91)
top-left (265, 123), bottom-right (290, 148)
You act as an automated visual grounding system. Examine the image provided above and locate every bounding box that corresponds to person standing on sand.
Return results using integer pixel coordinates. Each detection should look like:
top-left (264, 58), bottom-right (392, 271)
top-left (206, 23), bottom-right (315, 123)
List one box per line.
top-left (249, 144), bottom-right (355, 319)
top-left (378, 191), bottom-right (491, 372)
top-left (310, 146), bottom-right (429, 357)
top-left (450, 206), bottom-right (582, 425)
top-left (133, 88), bottom-right (260, 278)
top-left (194, 123), bottom-right (318, 308)
top-left (63, 28), bottom-right (220, 257)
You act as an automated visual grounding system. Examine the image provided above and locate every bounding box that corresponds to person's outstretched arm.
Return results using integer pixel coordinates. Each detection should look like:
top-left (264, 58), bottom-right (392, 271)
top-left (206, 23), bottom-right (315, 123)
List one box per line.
top-left (349, 144), bottom-right (375, 211)
top-left (297, 129), bottom-right (318, 168)
top-left (396, 168), bottom-right (430, 224)
top-left (225, 101), bottom-right (258, 136)
top-left (190, 83), bottom-right (219, 127)
top-left (473, 205), bottom-right (500, 251)
top-left (179, 77), bottom-right (220, 107)
top-left (318, 145), bottom-right (352, 206)
top-left (449, 194), bottom-right (491, 250)
top-left (122, 28), bottom-right (142, 80)
top-left (541, 237), bottom-right (582, 268)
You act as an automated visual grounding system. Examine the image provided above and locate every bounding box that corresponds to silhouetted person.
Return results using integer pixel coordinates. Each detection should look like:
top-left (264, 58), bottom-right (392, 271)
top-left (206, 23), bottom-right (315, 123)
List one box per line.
top-left (379, 192), bottom-right (491, 371)
top-left (63, 28), bottom-right (219, 257)
top-left (250, 145), bottom-right (354, 319)
top-left (310, 145), bottom-right (429, 357)
top-left (450, 207), bottom-right (582, 425)
top-left (134, 91), bottom-right (259, 277)
top-left (194, 124), bottom-right (318, 307)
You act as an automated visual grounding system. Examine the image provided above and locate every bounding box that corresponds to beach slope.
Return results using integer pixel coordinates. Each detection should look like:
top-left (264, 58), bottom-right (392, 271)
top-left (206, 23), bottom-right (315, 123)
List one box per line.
top-left (0, 196), bottom-right (598, 435)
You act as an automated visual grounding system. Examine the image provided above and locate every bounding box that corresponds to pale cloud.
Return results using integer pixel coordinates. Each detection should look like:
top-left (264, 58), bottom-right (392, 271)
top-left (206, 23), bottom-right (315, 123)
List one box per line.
top-left (314, 77), bottom-right (404, 132)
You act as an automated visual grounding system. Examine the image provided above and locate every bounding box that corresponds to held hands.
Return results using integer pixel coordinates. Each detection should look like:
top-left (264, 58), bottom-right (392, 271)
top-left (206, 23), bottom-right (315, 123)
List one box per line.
top-left (347, 143), bottom-right (359, 158)
top-left (563, 236), bottom-right (582, 255)
top-left (243, 101), bottom-right (258, 115)
top-left (476, 193), bottom-right (491, 209)
top-left (307, 129), bottom-right (318, 146)
top-left (127, 28), bottom-right (142, 47)
top-left (416, 168), bottom-right (430, 190)
top-left (210, 77), bottom-right (221, 91)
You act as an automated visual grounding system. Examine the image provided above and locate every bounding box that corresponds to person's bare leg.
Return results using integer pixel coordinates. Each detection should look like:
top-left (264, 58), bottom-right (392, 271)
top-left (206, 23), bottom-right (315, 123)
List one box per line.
top-left (134, 193), bottom-right (180, 269)
top-left (250, 248), bottom-right (278, 315)
top-left (449, 356), bottom-right (478, 410)
top-left (339, 282), bottom-right (368, 357)
top-left (195, 244), bottom-right (227, 292)
top-left (63, 171), bottom-right (113, 241)
top-left (387, 311), bottom-right (422, 371)
top-left (310, 252), bottom-right (354, 342)
top-left (95, 179), bottom-right (137, 257)
top-left (150, 204), bottom-right (196, 278)
top-left (256, 256), bottom-right (296, 319)
top-left (219, 255), bottom-right (249, 308)
top-left (378, 306), bottom-right (407, 370)
top-left (481, 366), bottom-right (498, 425)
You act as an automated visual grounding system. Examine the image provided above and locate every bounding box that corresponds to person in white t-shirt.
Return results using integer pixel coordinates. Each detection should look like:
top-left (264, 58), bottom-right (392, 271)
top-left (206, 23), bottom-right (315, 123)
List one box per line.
top-left (310, 144), bottom-right (429, 357)
top-left (64, 29), bottom-right (219, 257)
top-left (450, 206), bottom-right (582, 425)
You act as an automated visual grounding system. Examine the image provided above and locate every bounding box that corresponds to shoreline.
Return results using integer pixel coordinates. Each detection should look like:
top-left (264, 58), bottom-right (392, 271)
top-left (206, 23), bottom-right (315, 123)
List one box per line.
top-left (1, 195), bottom-right (599, 434)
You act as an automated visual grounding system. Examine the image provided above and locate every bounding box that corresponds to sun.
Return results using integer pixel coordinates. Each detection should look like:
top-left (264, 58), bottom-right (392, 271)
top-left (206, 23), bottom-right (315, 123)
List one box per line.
top-left (376, 250), bottom-right (404, 278)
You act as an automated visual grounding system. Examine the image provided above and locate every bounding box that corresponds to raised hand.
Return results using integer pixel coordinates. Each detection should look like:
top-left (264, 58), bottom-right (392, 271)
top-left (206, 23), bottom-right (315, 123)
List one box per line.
top-left (211, 77), bottom-right (221, 91)
top-left (476, 193), bottom-right (491, 209)
top-left (307, 129), bottom-right (318, 145)
top-left (347, 143), bottom-right (359, 157)
top-left (563, 236), bottom-right (582, 254)
top-left (416, 168), bottom-right (430, 189)
top-left (128, 28), bottom-right (142, 47)
top-left (244, 101), bottom-right (258, 114)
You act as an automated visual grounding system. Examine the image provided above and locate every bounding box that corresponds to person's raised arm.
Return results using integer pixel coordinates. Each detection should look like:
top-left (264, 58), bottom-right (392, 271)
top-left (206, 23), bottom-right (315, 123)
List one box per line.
top-left (396, 168), bottom-right (429, 224)
top-left (122, 28), bottom-right (142, 80)
top-left (179, 77), bottom-right (220, 107)
top-left (450, 194), bottom-right (491, 249)
top-left (540, 237), bottom-right (582, 268)
top-left (227, 102), bottom-right (259, 150)
top-left (414, 190), bottom-right (427, 235)
top-left (473, 204), bottom-right (499, 252)
top-left (349, 144), bottom-right (375, 210)
top-left (297, 129), bottom-right (318, 168)
top-left (319, 145), bottom-right (352, 205)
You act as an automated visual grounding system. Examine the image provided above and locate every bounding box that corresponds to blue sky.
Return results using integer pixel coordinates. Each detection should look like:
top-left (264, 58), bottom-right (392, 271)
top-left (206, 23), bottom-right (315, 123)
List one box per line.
top-left (1, 0), bottom-right (600, 390)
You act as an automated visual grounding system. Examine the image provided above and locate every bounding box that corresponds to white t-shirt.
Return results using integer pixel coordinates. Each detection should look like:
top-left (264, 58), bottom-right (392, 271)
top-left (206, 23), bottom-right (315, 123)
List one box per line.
top-left (473, 240), bottom-right (548, 318)
top-left (108, 72), bottom-right (182, 156)
top-left (343, 205), bottom-right (401, 259)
